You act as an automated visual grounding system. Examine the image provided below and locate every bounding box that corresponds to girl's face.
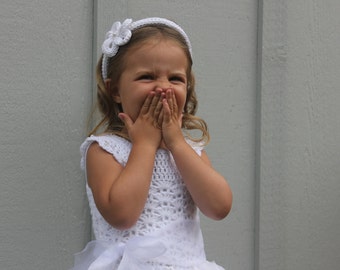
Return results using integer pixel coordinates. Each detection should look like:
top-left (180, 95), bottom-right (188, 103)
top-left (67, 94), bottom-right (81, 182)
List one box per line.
top-left (114, 38), bottom-right (188, 122)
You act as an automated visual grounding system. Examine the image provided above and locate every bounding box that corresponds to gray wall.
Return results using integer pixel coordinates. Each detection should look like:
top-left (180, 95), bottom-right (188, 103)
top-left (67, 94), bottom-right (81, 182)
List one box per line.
top-left (257, 1), bottom-right (340, 269)
top-left (0, 1), bottom-right (339, 270)
top-left (0, 1), bottom-right (93, 269)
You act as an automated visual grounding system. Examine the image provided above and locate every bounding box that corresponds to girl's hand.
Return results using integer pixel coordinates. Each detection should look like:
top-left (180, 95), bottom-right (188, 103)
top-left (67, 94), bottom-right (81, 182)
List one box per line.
top-left (161, 88), bottom-right (185, 150)
top-left (119, 90), bottom-right (163, 149)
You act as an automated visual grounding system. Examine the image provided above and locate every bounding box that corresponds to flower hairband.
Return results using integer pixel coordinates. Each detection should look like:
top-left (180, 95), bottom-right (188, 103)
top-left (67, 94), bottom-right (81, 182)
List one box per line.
top-left (101, 17), bottom-right (192, 80)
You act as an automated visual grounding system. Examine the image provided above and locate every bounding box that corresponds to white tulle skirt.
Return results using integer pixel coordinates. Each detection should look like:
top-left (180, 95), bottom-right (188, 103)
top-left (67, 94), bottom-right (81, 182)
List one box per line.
top-left (70, 234), bottom-right (225, 270)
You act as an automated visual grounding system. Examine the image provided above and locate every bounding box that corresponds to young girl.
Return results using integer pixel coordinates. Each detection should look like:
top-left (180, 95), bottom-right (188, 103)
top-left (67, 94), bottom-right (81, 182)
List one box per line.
top-left (72, 17), bottom-right (232, 270)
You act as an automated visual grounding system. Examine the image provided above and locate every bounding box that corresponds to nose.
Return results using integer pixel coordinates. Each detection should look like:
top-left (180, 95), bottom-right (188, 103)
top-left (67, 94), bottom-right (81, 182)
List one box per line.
top-left (155, 78), bottom-right (172, 92)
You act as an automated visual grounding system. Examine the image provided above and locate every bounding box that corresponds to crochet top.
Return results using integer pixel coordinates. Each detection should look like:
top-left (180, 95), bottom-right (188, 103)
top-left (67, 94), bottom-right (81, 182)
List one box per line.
top-left (72, 134), bottom-right (225, 270)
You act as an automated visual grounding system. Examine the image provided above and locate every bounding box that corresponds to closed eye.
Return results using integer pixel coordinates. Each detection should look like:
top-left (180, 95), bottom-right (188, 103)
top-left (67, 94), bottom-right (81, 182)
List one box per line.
top-left (137, 74), bottom-right (154, 81)
top-left (169, 76), bottom-right (186, 83)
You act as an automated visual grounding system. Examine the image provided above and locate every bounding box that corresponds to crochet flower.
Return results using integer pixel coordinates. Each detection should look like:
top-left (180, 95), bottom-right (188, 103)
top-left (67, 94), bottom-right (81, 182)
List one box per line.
top-left (102, 19), bottom-right (132, 57)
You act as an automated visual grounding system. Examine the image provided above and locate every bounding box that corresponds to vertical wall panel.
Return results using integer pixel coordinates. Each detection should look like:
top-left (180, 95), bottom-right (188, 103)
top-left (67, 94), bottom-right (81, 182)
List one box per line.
top-left (258, 0), bottom-right (340, 269)
top-left (0, 1), bottom-right (93, 269)
top-left (5, 1), bottom-right (339, 269)
top-left (95, 1), bottom-right (258, 269)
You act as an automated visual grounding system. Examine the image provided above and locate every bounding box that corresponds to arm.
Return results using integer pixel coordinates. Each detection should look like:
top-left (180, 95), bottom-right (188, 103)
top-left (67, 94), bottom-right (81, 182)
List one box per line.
top-left (170, 143), bottom-right (232, 220)
top-left (86, 142), bottom-right (157, 229)
top-left (86, 91), bottom-right (163, 229)
top-left (162, 89), bottom-right (232, 220)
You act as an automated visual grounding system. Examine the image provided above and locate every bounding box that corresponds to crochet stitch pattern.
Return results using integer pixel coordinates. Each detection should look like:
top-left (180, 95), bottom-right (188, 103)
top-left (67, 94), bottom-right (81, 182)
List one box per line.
top-left (79, 134), bottom-right (210, 269)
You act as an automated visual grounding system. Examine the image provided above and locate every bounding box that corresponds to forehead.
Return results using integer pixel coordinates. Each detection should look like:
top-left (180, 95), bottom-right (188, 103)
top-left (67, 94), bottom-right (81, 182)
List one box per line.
top-left (124, 38), bottom-right (189, 69)
top-left (129, 36), bottom-right (185, 55)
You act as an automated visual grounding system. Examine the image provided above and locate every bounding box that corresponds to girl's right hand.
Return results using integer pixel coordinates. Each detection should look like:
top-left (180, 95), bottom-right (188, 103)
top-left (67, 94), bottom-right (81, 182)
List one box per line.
top-left (87, 89), bottom-right (165, 230)
top-left (118, 90), bottom-right (163, 149)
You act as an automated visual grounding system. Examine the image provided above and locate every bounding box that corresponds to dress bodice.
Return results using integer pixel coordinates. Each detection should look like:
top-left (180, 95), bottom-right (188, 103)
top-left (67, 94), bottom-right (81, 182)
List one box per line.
top-left (74, 134), bottom-right (225, 270)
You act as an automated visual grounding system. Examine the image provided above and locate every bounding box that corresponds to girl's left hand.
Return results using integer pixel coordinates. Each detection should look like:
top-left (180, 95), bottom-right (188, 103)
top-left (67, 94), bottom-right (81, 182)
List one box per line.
top-left (161, 89), bottom-right (185, 150)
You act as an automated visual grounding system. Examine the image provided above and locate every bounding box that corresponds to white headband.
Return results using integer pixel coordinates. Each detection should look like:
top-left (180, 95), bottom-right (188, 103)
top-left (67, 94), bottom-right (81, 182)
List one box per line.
top-left (101, 17), bottom-right (192, 80)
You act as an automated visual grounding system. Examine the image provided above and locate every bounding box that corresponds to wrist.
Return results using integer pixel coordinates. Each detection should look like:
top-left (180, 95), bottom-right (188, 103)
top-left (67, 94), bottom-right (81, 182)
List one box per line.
top-left (167, 138), bottom-right (187, 154)
top-left (132, 140), bottom-right (159, 153)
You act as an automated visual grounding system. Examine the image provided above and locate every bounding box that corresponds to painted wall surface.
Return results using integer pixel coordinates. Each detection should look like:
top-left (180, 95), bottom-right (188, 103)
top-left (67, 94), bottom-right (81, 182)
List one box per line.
top-left (0, 1), bottom-right (339, 270)
top-left (257, 1), bottom-right (340, 270)
top-left (0, 1), bottom-right (93, 269)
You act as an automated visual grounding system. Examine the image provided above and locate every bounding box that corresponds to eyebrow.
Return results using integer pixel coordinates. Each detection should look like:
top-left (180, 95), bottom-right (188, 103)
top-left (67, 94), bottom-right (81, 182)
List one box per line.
top-left (134, 69), bottom-right (186, 76)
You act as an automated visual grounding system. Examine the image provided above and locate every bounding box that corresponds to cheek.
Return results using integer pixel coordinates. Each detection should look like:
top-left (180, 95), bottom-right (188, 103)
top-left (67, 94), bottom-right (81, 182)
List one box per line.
top-left (121, 92), bottom-right (148, 117)
top-left (175, 89), bottom-right (187, 111)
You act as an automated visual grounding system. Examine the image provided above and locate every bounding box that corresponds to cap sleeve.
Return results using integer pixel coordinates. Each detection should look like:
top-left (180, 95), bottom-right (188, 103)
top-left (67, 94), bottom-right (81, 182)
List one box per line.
top-left (185, 139), bottom-right (205, 156)
top-left (80, 134), bottom-right (131, 171)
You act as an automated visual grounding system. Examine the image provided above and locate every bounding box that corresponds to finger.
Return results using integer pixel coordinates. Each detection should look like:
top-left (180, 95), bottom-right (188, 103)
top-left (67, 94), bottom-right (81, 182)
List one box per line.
top-left (178, 113), bottom-right (183, 127)
top-left (118, 113), bottom-right (133, 130)
top-left (158, 108), bottom-right (164, 128)
top-left (171, 90), bottom-right (179, 115)
top-left (140, 91), bottom-right (155, 115)
top-left (148, 89), bottom-right (163, 115)
top-left (166, 89), bottom-right (178, 116)
top-left (154, 91), bottom-right (165, 118)
top-left (162, 98), bottom-right (171, 123)
top-left (166, 89), bottom-right (173, 114)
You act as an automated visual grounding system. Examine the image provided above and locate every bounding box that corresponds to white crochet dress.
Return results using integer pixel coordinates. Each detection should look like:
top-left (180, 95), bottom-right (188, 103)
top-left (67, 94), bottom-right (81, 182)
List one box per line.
top-left (71, 134), bottom-right (225, 270)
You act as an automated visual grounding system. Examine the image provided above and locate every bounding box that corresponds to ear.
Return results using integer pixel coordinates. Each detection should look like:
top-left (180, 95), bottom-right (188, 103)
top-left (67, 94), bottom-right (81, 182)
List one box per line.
top-left (105, 79), bottom-right (121, 103)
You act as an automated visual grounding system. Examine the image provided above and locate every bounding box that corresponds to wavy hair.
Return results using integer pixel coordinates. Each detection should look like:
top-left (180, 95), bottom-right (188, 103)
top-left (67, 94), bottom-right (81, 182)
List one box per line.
top-left (89, 25), bottom-right (210, 144)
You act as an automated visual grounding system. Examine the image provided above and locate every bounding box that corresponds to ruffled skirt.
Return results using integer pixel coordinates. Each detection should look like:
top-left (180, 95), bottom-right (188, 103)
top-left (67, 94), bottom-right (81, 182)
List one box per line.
top-left (70, 219), bottom-right (225, 270)
top-left (71, 239), bottom-right (224, 270)
top-left (70, 237), bottom-right (225, 270)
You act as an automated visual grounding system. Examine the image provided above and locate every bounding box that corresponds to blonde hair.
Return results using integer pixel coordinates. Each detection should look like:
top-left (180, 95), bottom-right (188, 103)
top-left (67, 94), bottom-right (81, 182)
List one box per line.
top-left (89, 25), bottom-right (210, 144)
